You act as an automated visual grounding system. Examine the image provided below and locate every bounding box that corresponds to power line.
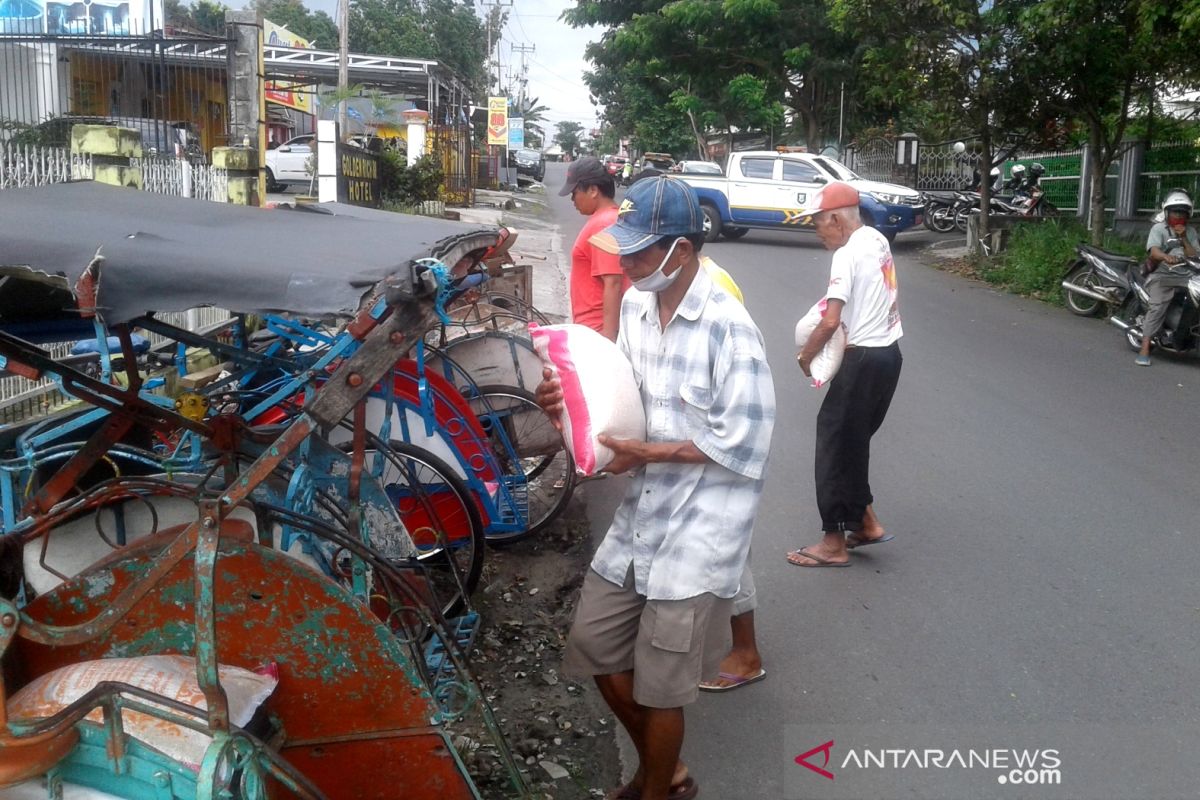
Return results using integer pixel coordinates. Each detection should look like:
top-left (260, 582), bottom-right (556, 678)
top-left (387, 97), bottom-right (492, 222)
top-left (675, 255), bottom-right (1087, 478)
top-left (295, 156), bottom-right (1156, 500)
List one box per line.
top-left (527, 56), bottom-right (592, 92)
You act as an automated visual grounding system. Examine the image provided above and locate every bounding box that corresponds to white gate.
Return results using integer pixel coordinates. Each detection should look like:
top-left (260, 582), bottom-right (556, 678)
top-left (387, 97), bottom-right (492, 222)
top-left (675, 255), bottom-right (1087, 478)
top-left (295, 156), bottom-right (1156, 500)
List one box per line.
top-left (0, 145), bottom-right (93, 188)
top-left (135, 157), bottom-right (229, 202)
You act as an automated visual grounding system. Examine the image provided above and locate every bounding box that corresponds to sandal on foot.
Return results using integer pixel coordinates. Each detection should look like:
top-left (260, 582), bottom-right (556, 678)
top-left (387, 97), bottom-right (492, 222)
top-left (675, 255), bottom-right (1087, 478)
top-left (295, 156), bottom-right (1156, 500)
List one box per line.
top-left (699, 668), bottom-right (767, 693)
top-left (786, 547), bottom-right (850, 568)
top-left (846, 533), bottom-right (895, 550)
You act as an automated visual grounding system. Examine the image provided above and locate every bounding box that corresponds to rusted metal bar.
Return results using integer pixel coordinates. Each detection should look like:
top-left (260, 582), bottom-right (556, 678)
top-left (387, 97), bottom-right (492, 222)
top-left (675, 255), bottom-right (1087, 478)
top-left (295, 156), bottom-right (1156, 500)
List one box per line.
top-left (193, 498), bottom-right (230, 734)
top-left (0, 330), bottom-right (210, 439)
top-left (21, 414), bottom-right (136, 518)
top-left (16, 522), bottom-right (198, 647)
top-left (306, 299), bottom-right (439, 429)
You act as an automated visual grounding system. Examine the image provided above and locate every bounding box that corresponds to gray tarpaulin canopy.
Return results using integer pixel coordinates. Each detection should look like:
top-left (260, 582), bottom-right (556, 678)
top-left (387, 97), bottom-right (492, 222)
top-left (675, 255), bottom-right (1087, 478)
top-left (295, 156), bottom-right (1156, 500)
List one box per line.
top-left (0, 182), bottom-right (500, 326)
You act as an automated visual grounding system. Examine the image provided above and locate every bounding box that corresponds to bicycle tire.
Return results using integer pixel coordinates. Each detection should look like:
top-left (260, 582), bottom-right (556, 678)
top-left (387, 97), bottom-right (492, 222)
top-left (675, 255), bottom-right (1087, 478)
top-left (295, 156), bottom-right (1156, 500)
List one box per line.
top-left (467, 385), bottom-right (575, 542)
top-left (371, 441), bottom-right (486, 617)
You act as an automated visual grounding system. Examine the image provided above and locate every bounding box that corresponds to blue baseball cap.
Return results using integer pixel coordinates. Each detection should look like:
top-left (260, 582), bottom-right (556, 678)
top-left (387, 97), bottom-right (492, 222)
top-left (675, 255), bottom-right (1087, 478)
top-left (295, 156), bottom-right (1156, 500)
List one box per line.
top-left (590, 176), bottom-right (703, 255)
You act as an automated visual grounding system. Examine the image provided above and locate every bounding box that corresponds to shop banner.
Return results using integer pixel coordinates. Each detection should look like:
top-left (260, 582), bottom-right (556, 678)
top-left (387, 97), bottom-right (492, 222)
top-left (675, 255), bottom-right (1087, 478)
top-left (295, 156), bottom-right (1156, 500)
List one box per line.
top-left (508, 117), bottom-right (524, 149)
top-left (487, 97), bottom-right (508, 146)
top-left (263, 20), bottom-right (313, 114)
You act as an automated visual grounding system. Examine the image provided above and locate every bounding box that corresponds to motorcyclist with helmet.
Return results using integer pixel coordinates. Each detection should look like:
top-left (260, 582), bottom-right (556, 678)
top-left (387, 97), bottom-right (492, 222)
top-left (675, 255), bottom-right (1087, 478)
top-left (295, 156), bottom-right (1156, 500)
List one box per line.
top-left (1136, 189), bottom-right (1200, 366)
top-left (1002, 163), bottom-right (1027, 195)
top-left (1025, 163), bottom-right (1045, 193)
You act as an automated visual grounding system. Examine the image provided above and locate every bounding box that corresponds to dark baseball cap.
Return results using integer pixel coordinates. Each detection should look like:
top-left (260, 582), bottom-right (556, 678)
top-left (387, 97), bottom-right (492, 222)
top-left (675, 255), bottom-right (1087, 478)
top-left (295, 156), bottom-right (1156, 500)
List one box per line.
top-left (589, 176), bottom-right (703, 255)
top-left (558, 156), bottom-right (610, 196)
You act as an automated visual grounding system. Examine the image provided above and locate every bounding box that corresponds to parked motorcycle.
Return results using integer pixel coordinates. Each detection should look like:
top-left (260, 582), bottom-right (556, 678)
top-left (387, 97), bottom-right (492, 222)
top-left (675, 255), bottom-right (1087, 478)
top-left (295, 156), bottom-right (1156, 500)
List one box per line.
top-left (1061, 240), bottom-right (1200, 356)
top-left (953, 187), bottom-right (1059, 231)
top-left (922, 191), bottom-right (960, 233)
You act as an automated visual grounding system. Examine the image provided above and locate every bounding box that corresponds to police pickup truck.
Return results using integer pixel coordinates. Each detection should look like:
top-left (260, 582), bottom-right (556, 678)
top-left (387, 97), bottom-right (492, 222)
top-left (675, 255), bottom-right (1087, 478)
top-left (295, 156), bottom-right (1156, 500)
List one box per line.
top-left (677, 150), bottom-right (923, 242)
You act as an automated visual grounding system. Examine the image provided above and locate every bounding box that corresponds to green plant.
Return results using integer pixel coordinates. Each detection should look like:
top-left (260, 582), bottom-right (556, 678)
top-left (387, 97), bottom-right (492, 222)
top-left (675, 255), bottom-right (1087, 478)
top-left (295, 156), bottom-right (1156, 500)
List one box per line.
top-left (379, 151), bottom-right (443, 205)
top-left (983, 218), bottom-right (1142, 303)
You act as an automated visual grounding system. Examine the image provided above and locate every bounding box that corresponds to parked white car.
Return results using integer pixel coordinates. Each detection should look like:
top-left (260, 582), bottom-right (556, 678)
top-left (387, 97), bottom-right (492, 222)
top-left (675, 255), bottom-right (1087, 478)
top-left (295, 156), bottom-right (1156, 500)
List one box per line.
top-left (265, 134), bottom-right (315, 192)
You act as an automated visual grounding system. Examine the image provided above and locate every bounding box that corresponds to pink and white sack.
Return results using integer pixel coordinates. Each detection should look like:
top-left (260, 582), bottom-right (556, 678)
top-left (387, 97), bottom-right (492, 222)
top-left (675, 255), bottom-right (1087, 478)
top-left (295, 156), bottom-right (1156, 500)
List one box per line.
top-left (794, 299), bottom-right (848, 388)
top-left (529, 323), bottom-right (646, 475)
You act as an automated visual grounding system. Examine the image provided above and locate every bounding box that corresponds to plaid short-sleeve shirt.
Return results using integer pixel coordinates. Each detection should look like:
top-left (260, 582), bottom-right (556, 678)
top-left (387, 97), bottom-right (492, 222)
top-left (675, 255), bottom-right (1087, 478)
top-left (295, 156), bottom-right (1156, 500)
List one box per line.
top-left (590, 266), bottom-right (776, 600)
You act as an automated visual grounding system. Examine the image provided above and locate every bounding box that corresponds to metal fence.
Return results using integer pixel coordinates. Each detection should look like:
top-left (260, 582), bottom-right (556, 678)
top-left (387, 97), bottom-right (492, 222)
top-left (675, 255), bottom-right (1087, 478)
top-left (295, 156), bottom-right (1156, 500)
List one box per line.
top-left (870, 133), bottom-right (1200, 221)
top-left (138, 155), bottom-right (228, 201)
top-left (0, 142), bottom-right (91, 186)
top-left (0, 142), bottom-right (232, 426)
top-left (844, 137), bottom-right (907, 185)
top-left (0, 307), bottom-right (233, 427)
top-left (1001, 149), bottom-right (1093, 215)
top-left (429, 124), bottom-right (473, 205)
top-left (1, 23), bottom-right (234, 157)
top-left (1137, 140), bottom-right (1200, 214)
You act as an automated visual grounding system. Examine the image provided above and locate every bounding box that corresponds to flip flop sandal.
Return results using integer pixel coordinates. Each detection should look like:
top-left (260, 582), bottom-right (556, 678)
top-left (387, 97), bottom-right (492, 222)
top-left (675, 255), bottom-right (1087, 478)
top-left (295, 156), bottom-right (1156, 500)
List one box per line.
top-left (607, 777), bottom-right (699, 800)
top-left (699, 668), bottom-right (767, 693)
top-left (786, 547), bottom-right (850, 568)
top-left (846, 533), bottom-right (895, 550)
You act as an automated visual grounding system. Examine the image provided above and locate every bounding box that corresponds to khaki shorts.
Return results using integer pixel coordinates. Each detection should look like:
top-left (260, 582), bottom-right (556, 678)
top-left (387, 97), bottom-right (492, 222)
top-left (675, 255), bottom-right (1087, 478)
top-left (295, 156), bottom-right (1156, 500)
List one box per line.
top-left (563, 567), bottom-right (732, 708)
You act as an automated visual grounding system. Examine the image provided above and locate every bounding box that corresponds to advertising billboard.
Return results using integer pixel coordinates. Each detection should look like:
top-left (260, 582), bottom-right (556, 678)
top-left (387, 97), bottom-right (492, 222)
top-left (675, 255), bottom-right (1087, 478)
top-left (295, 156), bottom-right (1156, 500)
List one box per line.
top-left (486, 96), bottom-right (508, 146)
top-left (508, 117), bottom-right (524, 149)
top-left (263, 19), bottom-right (313, 114)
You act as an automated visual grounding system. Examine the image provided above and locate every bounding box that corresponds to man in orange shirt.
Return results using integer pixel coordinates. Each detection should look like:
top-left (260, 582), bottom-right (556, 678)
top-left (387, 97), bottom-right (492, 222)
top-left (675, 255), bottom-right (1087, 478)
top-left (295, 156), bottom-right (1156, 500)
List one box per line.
top-left (560, 157), bottom-right (628, 340)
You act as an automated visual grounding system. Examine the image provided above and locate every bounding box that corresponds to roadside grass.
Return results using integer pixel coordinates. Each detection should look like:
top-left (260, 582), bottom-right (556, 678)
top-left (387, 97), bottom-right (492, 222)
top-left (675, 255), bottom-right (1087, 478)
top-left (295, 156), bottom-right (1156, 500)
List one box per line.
top-left (977, 218), bottom-right (1143, 305)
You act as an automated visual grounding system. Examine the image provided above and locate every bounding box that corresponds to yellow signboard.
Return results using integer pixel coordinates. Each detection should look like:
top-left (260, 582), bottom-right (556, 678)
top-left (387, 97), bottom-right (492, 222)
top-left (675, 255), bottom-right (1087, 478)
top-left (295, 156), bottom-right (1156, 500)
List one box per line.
top-left (487, 96), bottom-right (509, 146)
top-left (264, 20), bottom-right (313, 114)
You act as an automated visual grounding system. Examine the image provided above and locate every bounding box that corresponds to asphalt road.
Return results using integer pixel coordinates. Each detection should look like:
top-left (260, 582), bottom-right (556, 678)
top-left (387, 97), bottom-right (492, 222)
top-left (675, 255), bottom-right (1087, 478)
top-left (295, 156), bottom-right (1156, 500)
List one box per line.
top-left (543, 163), bottom-right (1200, 799)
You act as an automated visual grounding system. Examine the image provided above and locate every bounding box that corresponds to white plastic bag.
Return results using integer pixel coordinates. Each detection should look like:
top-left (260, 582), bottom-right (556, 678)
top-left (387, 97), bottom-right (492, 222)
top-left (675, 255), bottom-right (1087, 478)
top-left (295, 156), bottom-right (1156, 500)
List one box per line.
top-left (794, 299), bottom-right (848, 388)
top-left (529, 323), bottom-right (646, 475)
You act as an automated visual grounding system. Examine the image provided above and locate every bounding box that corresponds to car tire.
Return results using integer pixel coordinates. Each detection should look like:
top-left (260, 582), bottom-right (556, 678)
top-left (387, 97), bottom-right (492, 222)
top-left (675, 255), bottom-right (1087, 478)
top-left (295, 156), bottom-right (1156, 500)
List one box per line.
top-left (700, 203), bottom-right (722, 243)
top-left (722, 227), bottom-right (749, 240)
top-left (265, 168), bottom-right (285, 194)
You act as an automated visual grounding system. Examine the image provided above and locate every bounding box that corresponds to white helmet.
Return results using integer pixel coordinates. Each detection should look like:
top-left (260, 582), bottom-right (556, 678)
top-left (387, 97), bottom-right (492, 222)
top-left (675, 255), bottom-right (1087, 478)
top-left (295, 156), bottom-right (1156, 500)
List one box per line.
top-left (989, 167), bottom-right (1000, 178)
top-left (1162, 189), bottom-right (1192, 217)
top-left (1010, 164), bottom-right (1026, 177)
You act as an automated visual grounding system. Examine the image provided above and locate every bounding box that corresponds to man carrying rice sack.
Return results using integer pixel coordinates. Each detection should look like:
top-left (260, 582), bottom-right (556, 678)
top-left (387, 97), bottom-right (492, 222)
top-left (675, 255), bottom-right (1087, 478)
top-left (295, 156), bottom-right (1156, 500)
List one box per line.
top-left (536, 176), bottom-right (776, 800)
top-left (788, 181), bottom-right (903, 569)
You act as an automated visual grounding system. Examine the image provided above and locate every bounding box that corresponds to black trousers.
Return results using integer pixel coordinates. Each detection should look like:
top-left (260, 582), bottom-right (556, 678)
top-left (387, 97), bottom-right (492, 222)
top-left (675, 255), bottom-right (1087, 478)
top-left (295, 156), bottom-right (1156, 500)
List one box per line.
top-left (814, 342), bottom-right (903, 533)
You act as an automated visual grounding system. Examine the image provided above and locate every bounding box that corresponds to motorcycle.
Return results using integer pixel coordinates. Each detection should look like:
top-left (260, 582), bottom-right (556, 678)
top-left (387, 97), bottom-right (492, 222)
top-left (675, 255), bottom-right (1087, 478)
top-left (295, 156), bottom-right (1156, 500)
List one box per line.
top-left (922, 191), bottom-right (960, 233)
top-left (1061, 240), bottom-right (1200, 356)
top-left (953, 186), bottom-right (1059, 231)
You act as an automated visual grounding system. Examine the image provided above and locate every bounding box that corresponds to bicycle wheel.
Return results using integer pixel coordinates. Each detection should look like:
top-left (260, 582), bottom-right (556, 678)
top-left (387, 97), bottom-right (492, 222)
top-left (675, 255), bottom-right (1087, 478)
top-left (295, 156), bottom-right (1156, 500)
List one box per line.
top-left (369, 441), bottom-right (486, 618)
top-left (467, 385), bottom-right (575, 542)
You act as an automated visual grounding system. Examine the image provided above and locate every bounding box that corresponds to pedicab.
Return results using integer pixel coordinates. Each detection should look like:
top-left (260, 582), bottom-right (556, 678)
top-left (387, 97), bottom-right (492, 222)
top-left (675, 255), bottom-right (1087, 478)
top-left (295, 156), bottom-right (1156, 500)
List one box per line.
top-left (0, 183), bottom-right (532, 798)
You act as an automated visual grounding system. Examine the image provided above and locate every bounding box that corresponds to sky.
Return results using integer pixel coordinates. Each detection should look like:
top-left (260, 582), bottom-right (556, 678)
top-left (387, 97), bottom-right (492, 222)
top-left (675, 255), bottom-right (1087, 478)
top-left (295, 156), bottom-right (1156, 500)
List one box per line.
top-left (299, 0), bottom-right (605, 134)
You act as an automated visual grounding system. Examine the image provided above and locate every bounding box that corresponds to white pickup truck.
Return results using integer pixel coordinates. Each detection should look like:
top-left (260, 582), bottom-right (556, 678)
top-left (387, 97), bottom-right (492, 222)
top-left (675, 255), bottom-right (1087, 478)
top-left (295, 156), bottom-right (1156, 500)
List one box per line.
top-left (677, 150), bottom-right (924, 242)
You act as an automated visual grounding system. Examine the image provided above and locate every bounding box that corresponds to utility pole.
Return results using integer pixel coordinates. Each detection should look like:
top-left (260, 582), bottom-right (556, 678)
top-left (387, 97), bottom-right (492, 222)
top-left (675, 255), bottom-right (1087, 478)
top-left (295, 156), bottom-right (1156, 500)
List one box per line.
top-left (510, 43), bottom-right (534, 112)
top-left (337, 0), bottom-right (349, 140)
top-left (478, 0), bottom-right (513, 96)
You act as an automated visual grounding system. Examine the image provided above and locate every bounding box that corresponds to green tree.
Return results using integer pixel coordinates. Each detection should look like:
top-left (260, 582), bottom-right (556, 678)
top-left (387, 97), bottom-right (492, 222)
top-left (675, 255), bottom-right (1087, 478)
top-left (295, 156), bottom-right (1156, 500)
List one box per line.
top-left (192, 0), bottom-right (228, 33)
top-left (348, 0), bottom-right (488, 94)
top-left (164, 0), bottom-right (227, 34)
top-left (1021, 0), bottom-right (1190, 244)
top-left (554, 121), bottom-right (585, 158)
top-left (255, 0), bottom-right (337, 47)
top-left (830, 0), bottom-right (1051, 242)
top-left (164, 0), bottom-right (194, 28)
top-left (567, 0), bottom-right (851, 151)
top-left (583, 56), bottom-right (704, 158)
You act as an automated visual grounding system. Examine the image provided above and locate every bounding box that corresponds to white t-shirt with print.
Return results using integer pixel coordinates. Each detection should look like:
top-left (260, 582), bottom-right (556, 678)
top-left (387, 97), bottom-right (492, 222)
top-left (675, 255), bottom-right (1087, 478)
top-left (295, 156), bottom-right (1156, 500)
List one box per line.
top-left (825, 225), bottom-right (903, 347)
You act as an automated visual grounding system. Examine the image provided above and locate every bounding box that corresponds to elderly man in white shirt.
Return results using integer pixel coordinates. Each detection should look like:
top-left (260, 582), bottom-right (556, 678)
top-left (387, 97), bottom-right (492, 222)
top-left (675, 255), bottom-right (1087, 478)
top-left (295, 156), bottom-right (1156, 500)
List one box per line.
top-left (790, 181), bottom-right (903, 569)
top-left (537, 176), bottom-right (775, 800)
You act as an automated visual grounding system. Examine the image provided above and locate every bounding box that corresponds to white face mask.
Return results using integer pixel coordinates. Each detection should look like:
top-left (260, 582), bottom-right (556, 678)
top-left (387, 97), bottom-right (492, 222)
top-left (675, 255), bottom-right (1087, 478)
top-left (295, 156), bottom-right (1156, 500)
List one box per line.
top-left (632, 237), bottom-right (686, 293)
